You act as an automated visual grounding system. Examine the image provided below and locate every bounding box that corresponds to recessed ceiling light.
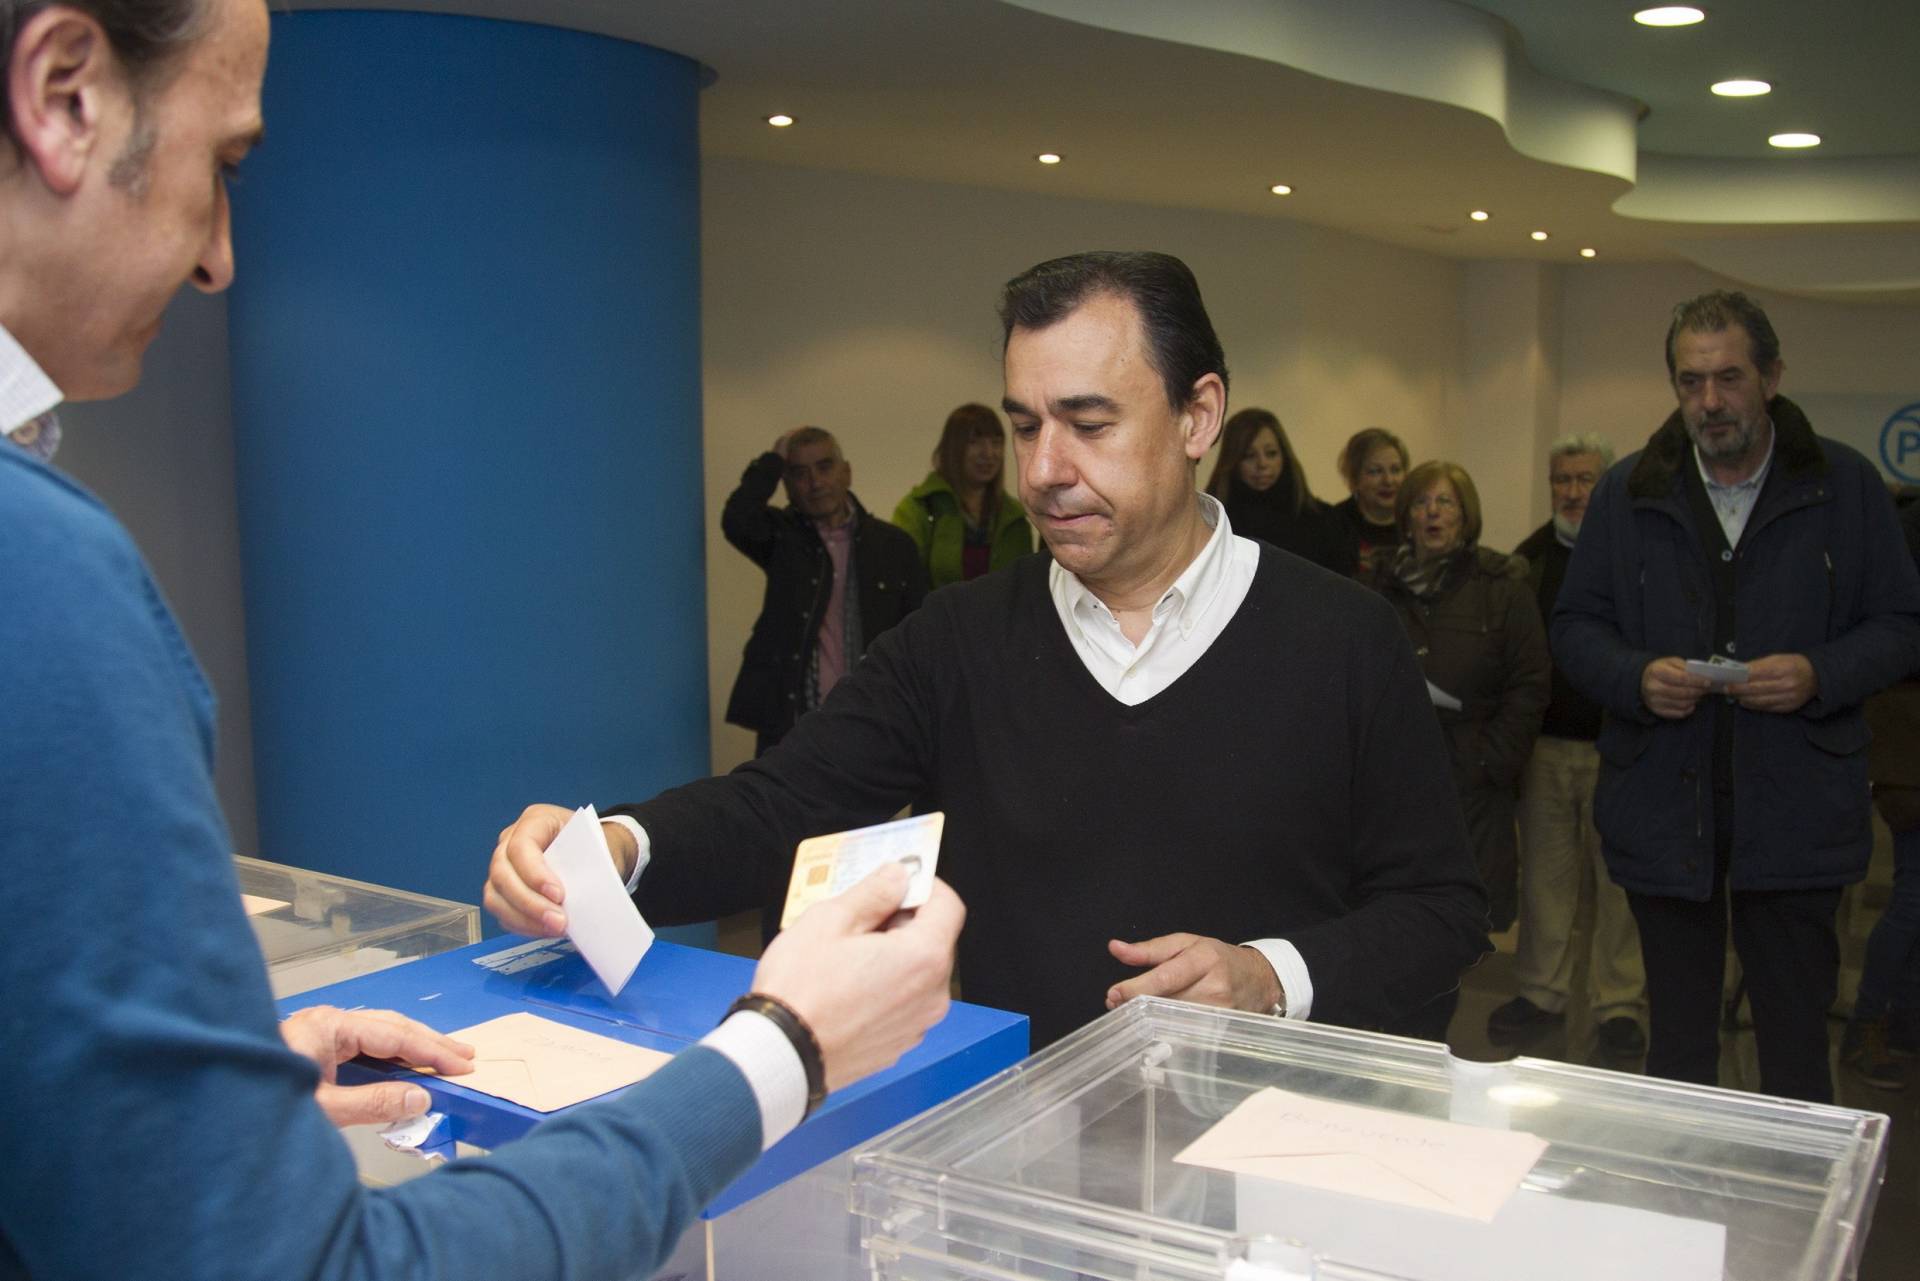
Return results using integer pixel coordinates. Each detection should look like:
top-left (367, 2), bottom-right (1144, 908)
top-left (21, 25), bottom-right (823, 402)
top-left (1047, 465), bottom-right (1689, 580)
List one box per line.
top-left (766, 113), bottom-right (794, 128)
top-left (1269, 183), bottom-right (1293, 195)
top-left (1633, 6), bottom-right (1705, 26)
top-left (1469, 210), bottom-right (1490, 222)
top-left (1036, 152), bottom-right (1063, 165)
top-left (1768, 132), bottom-right (1821, 148)
top-left (1710, 79), bottom-right (1771, 97)
top-left (1530, 230), bottom-right (1549, 241)
top-left (1580, 248), bottom-right (1598, 259)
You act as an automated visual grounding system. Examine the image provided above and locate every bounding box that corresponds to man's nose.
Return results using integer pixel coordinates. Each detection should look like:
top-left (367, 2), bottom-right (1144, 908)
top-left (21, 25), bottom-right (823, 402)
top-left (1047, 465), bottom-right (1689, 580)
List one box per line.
top-left (1701, 381), bottom-right (1722, 412)
top-left (192, 185), bottom-right (236, 294)
top-left (1021, 424), bottom-right (1072, 490)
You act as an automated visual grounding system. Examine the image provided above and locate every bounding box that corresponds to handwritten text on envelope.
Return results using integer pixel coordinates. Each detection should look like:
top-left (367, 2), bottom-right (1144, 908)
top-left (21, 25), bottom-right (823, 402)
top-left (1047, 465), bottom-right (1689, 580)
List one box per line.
top-left (431, 1012), bottom-right (672, 1113)
top-left (1173, 1087), bottom-right (1549, 1222)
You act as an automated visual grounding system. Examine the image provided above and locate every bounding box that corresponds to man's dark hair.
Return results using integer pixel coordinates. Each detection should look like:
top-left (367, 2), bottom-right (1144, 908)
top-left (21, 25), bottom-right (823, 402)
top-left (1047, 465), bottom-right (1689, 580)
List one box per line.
top-left (1, 0), bottom-right (207, 145)
top-left (999, 251), bottom-right (1229, 412)
top-left (1664, 289), bottom-right (1782, 378)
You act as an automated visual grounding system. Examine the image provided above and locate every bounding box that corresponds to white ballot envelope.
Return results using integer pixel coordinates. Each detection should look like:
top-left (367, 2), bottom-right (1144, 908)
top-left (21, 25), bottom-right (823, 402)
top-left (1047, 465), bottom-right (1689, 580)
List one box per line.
top-left (1425, 680), bottom-right (1464, 711)
top-left (1685, 656), bottom-right (1751, 684)
top-left (779, 811), bottom-right (943, 929)
top-left (431, 1011), bottom-right (671, 1113)
top-left (1174, 1086), bottom-right (1549, 1222)
top-left (544, 804), bottom-right (654, 996)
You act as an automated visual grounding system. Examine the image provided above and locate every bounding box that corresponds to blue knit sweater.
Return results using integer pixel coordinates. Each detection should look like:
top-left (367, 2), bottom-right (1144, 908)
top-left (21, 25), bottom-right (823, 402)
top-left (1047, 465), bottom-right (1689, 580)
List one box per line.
top-left (0, 448), bottom-right (758, 1279)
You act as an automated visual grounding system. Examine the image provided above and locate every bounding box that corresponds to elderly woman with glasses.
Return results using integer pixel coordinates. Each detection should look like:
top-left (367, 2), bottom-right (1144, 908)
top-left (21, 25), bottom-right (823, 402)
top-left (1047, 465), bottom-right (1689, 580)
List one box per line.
top-left (1370, 460), bottom-right (1550, 1040)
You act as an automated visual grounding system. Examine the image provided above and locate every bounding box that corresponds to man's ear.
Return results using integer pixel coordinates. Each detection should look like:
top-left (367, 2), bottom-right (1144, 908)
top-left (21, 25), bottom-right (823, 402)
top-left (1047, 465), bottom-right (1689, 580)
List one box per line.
top-left (1180, 373), bottom-right (1227, 463)
top-left (1761, 359), bottom-right (1784, 401)
top-left (8, 9), bottom-right (116, 196)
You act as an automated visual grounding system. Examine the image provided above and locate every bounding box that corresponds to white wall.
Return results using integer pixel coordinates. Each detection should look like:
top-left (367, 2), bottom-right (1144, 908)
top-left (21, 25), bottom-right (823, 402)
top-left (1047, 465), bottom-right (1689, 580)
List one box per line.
top-left (68, 161), bottom-right (1920, 819)
top-left (700, 157), bottom-right (1466, 772)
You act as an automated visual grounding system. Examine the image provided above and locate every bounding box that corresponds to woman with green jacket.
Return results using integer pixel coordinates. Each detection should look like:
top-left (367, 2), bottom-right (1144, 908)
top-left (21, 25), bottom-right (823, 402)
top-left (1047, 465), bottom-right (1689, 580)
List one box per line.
top-left (893, 403), bottom-right (1034, 588)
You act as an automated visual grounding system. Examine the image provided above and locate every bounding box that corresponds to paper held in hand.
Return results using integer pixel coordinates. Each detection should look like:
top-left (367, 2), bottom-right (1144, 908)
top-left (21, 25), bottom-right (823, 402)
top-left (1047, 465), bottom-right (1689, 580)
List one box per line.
top-left (1684, 656), bottom-right (1751, 684)
top-left (544, 804), bottom-right (655, 996)
top-left (779, 811), bottom-right (944, 929)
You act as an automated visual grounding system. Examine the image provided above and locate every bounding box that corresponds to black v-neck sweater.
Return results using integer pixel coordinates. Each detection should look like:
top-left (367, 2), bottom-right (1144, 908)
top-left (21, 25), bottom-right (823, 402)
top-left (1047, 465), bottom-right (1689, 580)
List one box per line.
top-left (624, 548), bottom-right (1489, 1047)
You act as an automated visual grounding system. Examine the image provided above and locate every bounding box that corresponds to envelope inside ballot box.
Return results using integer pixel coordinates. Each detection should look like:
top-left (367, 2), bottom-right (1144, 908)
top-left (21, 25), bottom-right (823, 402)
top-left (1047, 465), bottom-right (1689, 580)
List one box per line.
top-left (1173, 1086), bottom-right (1548, 1222)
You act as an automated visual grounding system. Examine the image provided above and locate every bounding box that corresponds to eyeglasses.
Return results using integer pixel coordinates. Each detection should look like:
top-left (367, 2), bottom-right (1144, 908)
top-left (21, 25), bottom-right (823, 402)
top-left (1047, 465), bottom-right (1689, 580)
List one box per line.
top-left (1412, 494), bottom-right (1459, 512)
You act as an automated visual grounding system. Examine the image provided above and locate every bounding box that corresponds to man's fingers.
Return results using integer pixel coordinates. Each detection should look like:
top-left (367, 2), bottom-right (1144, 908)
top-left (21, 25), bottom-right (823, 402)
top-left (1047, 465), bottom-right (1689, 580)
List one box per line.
top-left (486, 822), bottom-right (569, 936)
top-left (341, 1013), bottom-right (476, 1076)
top-left (898, 877), bottom-right (965, 942)
top-left (823, 862), bottom-right (913, 934)
top-left (1108, 933), bottom-right (1195, 968)
top-left (1106, 946), bottom-right (1207, 1008)
top-left (314, 1081), bottom-right (434, 1129)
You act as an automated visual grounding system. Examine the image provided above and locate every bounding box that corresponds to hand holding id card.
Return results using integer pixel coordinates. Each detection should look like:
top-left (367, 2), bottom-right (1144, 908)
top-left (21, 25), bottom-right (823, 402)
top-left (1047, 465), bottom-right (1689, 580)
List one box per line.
top-left (779, 812), bottom-right (943, 929)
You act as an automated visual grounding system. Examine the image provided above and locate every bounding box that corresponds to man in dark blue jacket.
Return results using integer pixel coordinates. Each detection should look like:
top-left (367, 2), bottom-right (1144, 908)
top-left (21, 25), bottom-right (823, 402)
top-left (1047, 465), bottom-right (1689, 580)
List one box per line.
top-left (1553, 290), bottom-right (1920, 1102)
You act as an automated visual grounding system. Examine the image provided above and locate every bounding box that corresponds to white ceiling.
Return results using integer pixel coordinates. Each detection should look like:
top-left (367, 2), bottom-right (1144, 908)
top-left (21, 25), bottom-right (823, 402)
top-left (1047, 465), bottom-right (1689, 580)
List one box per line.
top-left (295, 0), bottom-right (1920, 303)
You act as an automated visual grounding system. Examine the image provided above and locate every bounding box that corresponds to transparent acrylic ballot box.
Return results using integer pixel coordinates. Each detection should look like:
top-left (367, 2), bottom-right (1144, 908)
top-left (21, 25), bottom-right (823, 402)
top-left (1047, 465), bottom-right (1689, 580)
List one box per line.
top-left (237, 854), bottom-right (480, 997)
top-left (852, 998), bottom-right (1887, 1281)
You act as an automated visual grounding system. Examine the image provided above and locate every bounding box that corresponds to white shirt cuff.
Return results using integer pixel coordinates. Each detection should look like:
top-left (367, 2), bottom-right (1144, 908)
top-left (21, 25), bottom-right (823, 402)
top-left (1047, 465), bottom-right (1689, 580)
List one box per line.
top-left (603, 815), bottom-right (651, 894)
top-left (699, 1010), bottom-right (809, 1151)
top-left (1243, 939), bottom-right (1312, 1021)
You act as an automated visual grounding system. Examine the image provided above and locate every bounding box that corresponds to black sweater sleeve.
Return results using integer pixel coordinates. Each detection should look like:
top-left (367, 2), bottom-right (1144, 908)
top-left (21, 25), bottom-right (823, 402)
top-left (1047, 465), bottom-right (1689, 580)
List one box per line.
top-left (1285, 592), bottom-right (1493, 1028)
top-left (611, 603), bottom-right (944, 924)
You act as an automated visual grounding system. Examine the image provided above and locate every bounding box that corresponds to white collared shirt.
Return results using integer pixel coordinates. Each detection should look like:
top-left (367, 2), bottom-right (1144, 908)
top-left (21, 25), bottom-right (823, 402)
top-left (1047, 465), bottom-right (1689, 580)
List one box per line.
top-left (1047, 492), bottom-right (1257, 705)
top-left (1694, 421), bottom-right (1775, 548)
top-left (618, 491), bottom-right (1315, 1023)
top-left (0, 323), bottom-right (62, 436)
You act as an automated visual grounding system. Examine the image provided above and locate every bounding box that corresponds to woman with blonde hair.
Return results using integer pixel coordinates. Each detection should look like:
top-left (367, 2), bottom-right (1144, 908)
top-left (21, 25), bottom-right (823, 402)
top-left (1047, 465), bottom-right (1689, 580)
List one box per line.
top-left (893, 403), bottom-right (1033, 589)
top-left (1370, 459), bottom-right (1549, 1041)
top-left (1333, 427), bottom-right (1409, 574)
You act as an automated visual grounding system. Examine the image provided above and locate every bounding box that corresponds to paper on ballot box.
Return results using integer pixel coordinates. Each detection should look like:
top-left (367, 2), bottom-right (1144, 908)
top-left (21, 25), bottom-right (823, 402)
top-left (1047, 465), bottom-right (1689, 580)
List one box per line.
top-left (780, 811), bottom-right (942, 928)
top-left (429, 1011), bottom-right (671, 1113)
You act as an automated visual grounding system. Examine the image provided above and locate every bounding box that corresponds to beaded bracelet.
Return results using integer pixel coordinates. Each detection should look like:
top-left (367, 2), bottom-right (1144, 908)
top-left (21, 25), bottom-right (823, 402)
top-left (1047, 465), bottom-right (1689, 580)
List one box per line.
top-left (724, 992), bottom-right (828, 1118)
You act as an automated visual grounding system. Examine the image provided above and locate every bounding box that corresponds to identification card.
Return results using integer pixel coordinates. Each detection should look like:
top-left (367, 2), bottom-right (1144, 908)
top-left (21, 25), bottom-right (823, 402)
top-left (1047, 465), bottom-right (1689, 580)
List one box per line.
top-left (779, 812), bottom-right (943, 929)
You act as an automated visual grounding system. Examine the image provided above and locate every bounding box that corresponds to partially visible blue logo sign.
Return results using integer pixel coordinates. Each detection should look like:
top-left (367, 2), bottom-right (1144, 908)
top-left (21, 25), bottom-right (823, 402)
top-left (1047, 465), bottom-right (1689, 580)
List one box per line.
top-left (1881, 403), bottom-right (1920, 483)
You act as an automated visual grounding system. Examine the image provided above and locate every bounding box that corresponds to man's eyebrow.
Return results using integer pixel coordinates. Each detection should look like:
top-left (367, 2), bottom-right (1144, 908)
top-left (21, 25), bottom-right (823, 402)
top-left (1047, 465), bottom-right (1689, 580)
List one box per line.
top-left (1000, 394), bottom-right (1122, 418)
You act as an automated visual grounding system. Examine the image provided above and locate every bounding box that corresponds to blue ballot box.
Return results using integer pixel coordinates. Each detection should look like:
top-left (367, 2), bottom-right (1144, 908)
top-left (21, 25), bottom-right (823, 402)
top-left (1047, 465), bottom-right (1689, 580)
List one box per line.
top-left (278, 935), bottom-right (1028, 1219)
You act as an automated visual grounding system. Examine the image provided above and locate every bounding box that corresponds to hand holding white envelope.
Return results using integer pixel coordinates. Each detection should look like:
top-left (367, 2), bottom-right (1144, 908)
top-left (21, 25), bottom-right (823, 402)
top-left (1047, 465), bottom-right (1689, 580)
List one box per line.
top-left (543, 804), bottom-right (655, 995)
top-left (1174, 1087), bottom-right (1548, 1222)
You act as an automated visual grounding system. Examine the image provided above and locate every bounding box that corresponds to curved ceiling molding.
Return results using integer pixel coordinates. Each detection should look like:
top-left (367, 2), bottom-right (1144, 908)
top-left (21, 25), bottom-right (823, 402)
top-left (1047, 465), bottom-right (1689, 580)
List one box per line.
top-left (999, 0), bottom-right (1641, 184)
top-left (1622, 154), bottom-right (1920, 226)
top-left (1669, 230), bottom-right (1920, 306)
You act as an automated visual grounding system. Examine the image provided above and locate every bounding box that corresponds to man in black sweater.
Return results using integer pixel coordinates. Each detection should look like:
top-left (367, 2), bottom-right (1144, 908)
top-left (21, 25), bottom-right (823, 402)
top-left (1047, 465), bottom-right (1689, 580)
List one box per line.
top-left (488, 252), bottom-right (1490, 1048)
top-left (1489, 434), bottom-right (1649, 1059)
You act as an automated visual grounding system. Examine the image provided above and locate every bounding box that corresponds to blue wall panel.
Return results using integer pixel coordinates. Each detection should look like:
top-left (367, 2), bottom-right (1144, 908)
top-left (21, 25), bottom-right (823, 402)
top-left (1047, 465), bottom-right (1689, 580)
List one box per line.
top-left (228, 12), bottom-right (710, 928)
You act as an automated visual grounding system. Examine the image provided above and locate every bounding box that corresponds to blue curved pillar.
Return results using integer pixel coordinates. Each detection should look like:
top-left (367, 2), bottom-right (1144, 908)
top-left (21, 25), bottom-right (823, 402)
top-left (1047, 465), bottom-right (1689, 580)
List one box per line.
top-left (228, 12), bottom-right (713, 942)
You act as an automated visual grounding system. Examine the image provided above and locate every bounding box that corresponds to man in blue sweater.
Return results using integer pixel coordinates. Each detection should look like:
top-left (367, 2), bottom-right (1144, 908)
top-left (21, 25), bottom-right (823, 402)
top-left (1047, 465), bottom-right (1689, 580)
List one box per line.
top-left (0, 1), bottom-right (963, 1277)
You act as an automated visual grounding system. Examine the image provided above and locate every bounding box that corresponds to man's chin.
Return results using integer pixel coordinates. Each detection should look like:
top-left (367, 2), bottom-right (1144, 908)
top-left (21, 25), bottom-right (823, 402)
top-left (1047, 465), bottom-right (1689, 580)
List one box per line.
top-left (62, 353), bottom-right (145, 403)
